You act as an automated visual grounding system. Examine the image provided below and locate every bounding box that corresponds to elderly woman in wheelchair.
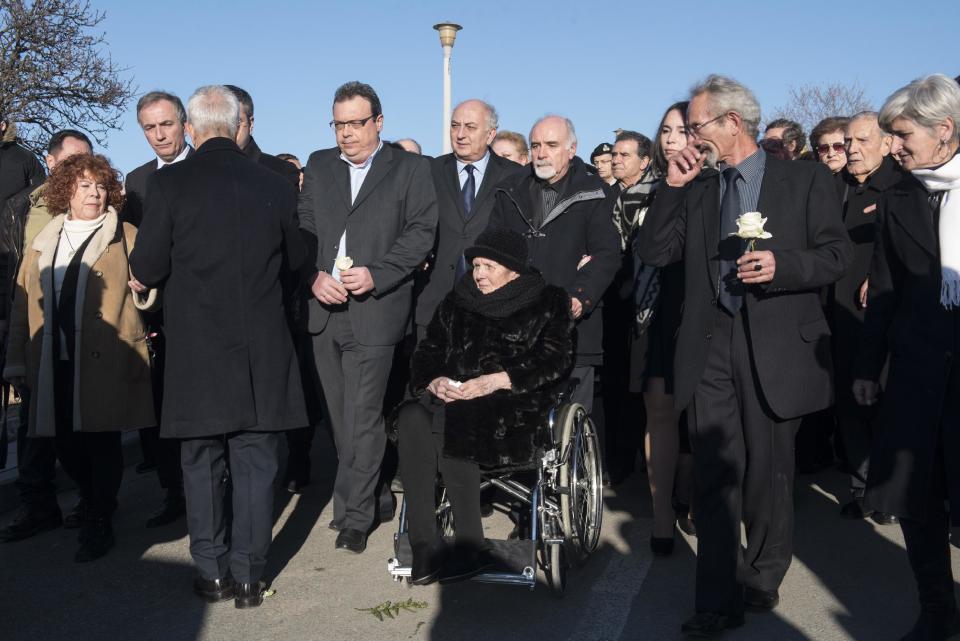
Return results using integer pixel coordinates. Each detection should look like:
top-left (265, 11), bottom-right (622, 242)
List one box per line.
top-left (396, 228), bottom-right (577, 587)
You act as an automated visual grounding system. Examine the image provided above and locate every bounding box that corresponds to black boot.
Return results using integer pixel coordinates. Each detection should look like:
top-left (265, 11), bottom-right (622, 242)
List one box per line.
top-left (75, 516), bottom-right (115, 563)
top-left (0, 506), bottom-right (62, 542)
top-left (900, 514), bottom-right (959, 641)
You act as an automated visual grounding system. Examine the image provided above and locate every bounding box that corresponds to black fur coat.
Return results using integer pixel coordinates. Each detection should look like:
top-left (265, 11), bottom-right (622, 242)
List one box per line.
top-left (410, 283), bottom-right (574, 469)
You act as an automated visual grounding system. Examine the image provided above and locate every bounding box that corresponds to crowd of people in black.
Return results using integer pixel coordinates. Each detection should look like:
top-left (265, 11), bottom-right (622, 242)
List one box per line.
top-left (0, 71), bottom-right (958, 639)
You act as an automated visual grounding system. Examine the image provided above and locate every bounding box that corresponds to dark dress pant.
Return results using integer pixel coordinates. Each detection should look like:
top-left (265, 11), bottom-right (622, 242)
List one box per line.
top-left (688, 309), bottom-right (800, 615)
top-left (396, 402), bottom-right (483, 551)
top-left (15, 386), bottom-right (60, 516)
top-left (139, 330), bottom-right (183, 491)
top-left (313, 310), bottom-right (395, 531)
top-left (52, 361), bottom-right (122, 519)
top-left (180, 431), bottom-right (279, 583)
top-left (284, 332), bottom-right (322, 485)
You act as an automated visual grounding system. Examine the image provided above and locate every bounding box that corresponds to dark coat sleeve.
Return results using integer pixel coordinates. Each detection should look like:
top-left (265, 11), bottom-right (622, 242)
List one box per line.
top-left (855, 199), bottom-right (897, 381)
top-left (768, 164), bottom-right (853, 292)
top-left (409, 295), bottom-right (455, 395)
top-left (278, 185), bottom-right (305, 275)
top-left (636, 183), bottom-right (688, 267)
top-left (368, 158), bottom-right (438, 295)
top-left (295, 156), bottom-right (321, 282)
top-left (569, 192), bottom-right (621, 313)
top-left (500, 287), bottom-right (575, 394)
top-left (129, 173), bottom-right (173, 287)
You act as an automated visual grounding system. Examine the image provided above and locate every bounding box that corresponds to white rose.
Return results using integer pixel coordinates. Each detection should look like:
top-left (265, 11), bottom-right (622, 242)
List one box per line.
top-left (335, 256), bottom-right (354, 270)
top-left (731, 211), bottom-right (773, 240)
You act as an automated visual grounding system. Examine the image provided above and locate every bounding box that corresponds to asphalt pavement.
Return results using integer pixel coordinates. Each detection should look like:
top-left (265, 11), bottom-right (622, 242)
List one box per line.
top-left (1, 428), bottom-right (957, 641)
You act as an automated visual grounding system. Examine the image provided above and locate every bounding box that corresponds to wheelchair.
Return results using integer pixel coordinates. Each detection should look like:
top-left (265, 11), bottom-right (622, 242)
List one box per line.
top-left (387, 380), bottom-right (604, 595)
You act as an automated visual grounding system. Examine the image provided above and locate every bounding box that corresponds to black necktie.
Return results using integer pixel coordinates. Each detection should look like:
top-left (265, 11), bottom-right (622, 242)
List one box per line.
top-left (718, 166), bottom-right (744, 314)
top-left (462, 164), bottom-right (476, 220)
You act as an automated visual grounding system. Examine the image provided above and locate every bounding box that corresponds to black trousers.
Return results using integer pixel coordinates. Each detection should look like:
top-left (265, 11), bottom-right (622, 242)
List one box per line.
top-left (180, 431), bottom-right (279, 583)
top-left (313, 311), bottom-right (395, 531)
top-left (688, 309), bottom-right (800, 614)
top-left (53, 361), bottom-right (123, 519)
top-left (839, 416), bottom-right (872, 493)
top-left (14, 387), bottom-right (60, 515)
top-left (396, 402), bottom-right (483, 552)
top-left (284, 332), bottom-right (323, 484)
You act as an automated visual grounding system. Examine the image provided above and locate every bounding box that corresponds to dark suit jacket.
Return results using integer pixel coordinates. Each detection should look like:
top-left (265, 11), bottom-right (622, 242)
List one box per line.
top-left (298, 143), bottom-right (438, 346)
top-left (856, 172), bottom-right (960, 522)
top-left (243, 137), bottom-right (300, 192)
top-left (415, 149), bottom-right (520, 327)
top-left (130, 138), bottom-right (307, 438)
top-left (122, 146), bottom-right (195, 227)
top-left (637, 153), bottom-right (853, 419)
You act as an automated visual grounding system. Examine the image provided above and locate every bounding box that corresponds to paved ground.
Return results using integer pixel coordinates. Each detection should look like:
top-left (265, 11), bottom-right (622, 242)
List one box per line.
top-left (1, 428), bottom-right (957, 641)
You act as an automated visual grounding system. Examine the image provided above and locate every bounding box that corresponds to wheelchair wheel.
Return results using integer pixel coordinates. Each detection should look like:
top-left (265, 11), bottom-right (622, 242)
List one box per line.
top-left (542, 542), bottom-right (566, 596)
top-left (569, 413), bottom-right (603, 557)
top-left (555, 403), bottom-right (603, 562)
top-left (436, 487), bottom-right (455, 537)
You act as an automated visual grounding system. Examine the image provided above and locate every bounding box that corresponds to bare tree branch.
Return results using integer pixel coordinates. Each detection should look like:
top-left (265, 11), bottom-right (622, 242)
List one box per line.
top-left (771, 82), bottom-right (874, 135)
top-left (0, 0), bottom-right (135, 157)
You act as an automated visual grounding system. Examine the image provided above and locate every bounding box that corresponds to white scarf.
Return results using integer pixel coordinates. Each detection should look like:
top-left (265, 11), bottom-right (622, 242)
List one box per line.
top-left (913, 153), bottom-right (960, 309)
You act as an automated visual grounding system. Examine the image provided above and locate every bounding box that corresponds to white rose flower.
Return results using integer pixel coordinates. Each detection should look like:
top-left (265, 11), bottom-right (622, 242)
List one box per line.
top-left (731, 211), bottom-right (773, 240)
top-left (335, 256), bottom-right (354, 270)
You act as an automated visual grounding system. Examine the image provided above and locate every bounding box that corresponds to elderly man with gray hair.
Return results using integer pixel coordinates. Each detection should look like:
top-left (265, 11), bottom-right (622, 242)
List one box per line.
top-left (487, 114), bottom-right (621, 411)
top-left (131, 85), bottom-right (307, 609)
top-left (637, 74), bottom-right (852, 636)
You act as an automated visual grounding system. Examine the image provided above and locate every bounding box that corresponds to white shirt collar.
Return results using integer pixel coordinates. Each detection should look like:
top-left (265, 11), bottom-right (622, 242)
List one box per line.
top-left (456, 149), bottom-right (490, 176)
top-left (156, 144), bottom-right (190, 169)
top-left (339, 140), bottom-right (383, 170)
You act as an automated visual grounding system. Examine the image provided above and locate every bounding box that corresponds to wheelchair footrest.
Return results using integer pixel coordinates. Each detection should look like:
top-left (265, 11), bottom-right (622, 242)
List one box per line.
top-left (390, 534), bottom-right (536, 581)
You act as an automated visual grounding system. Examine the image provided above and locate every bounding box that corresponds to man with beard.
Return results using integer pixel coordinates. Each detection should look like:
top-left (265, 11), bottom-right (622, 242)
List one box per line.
top-left (638, 75), bottom-right (851, 636)
top-left (488, 115), bottom-right (620, 410)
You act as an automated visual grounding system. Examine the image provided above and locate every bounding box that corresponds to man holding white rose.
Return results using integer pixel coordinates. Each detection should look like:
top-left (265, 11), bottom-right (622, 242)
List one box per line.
top-left (637, 75), bottom-right (852, 637)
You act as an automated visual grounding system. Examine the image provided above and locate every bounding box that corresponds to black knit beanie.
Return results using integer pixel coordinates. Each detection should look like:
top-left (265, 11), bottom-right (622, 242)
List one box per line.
top-left (464, 227), bottom-right (529, 274)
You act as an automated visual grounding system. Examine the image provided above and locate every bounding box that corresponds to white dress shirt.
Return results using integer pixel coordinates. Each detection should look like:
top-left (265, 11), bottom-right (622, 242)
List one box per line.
top-left (456, 149), bottom-right (490, 193)
top-left (155, 144), bottom-right (190, 169)
top-left (333, 141), bottom-right (383, 281)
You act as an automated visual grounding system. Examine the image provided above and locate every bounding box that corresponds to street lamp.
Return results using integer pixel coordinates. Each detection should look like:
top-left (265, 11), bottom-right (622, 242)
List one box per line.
top-left (433, 22), bottom-right (462, 155)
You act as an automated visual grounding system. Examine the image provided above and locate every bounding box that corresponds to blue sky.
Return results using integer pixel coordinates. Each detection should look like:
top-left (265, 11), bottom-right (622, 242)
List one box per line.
top-left (92, 0), bottom-right (959, 174)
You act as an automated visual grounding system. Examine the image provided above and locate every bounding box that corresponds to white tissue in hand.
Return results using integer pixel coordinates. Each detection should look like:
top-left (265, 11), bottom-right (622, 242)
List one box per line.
top-left (447, 378), bottom-right (462, 388)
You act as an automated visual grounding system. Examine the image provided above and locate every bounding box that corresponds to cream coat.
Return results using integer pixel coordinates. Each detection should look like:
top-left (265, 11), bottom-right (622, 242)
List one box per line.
top-left (4, 207), bottom-right (157, 436)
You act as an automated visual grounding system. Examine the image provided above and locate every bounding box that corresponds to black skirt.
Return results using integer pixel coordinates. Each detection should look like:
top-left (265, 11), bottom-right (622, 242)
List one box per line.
top-left (629, 261), bottom-right (683, 395)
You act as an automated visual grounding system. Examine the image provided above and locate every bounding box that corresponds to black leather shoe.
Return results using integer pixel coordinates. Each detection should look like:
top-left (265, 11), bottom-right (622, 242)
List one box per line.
top-left (439, 548), bottom-right (495, 584)
top-left (871, 511), bottom-right (899, 526)
top-left (235, 581), bottom-right (266, 609)
top-left (335, 528), bottom-right (367, 553)
top-left (285, 479), bottom-right (308, 494)
top-left (681, 611), bottom-right (745, 637)
top-left (840, 497), bottom-right (872, 519)
top-left (75, 518), bottom-right (114, 563)
top-left (146, 491), bottom-right (186, 528)
top-left (745, 586), bottom-right (780, 611)
top-left (650, 535), bottom-right (675, 557)
top-left (63, 500), bottom-right (85, 529)
top-left (327, 519), bottom-right (341, 532)
top-left (899, 609), bottom-right (960, 641)
top-left (410, 544), bottom-right (445, 586)
top-left (0, 508), bottom-right (62, 542)
top-left (193, 576), bottom-right (235, 603)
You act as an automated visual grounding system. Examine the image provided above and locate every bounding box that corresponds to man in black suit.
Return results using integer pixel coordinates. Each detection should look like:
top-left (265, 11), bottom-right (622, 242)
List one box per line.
top-left (131, 85), bottom-right (307, 608)
top-left (637, 75), bottom-right (852, 637)
top-left (123, 90), bottom-right (193, 529)
top-left (415, 99), bottom-right (519, 332)
top-left (299, 81), bottom-right (437, 553)
top-left (225, 84), bottom-right (319, 494)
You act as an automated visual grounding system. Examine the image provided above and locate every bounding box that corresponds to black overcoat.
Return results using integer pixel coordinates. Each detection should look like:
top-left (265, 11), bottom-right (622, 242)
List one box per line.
top-left (830, 156), bottom-right (905, 413)
top-left (637, 153), bottom-right (853, 419)
top-left (410, 283), bottom-right (574, 469)
top-left (122, 147), bottom-right (194, 227)
top-left (130, 138), bottom-right (308, 437)
top-left (487, 157), bottom-right (621, 365)
top-left (856, 172), bottom-right (960, 524)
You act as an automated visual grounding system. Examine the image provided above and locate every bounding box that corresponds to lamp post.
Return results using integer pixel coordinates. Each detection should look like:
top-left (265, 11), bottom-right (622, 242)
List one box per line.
top-left (433, 22), bottom-right (462, 155)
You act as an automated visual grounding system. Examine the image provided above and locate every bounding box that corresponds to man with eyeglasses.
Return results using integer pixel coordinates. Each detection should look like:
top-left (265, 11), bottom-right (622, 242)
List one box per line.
top-left (637, 75), bottom-right (852, 637)
top-left (831, 111), bottom-right (905, 526)
top-left (299, 81), bottom-right (437, 554)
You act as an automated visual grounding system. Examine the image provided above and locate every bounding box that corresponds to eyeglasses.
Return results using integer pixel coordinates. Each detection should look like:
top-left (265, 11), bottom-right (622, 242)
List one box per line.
top-left (817, 142), bottom-right (846, 155)
top-left (329, 115), bottom-right (376, 131)
top-left (687, 113), bottom-right (727, 136)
